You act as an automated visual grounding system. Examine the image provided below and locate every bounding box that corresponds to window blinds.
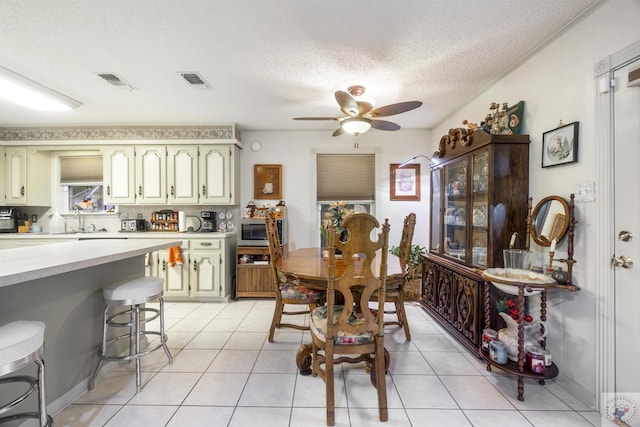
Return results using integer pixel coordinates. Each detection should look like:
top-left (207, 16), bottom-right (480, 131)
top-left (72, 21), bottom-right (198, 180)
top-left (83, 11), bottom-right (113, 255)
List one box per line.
top-left (316, 154), bottom-right (375, 201)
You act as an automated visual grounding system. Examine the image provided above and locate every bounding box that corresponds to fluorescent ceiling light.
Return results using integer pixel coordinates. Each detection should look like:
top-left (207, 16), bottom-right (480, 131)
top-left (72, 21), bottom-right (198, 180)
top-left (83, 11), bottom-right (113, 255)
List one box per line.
top-left (0, 66), bottom-right (82, 111)
top-left (340, 117), bottom-right (372, 135)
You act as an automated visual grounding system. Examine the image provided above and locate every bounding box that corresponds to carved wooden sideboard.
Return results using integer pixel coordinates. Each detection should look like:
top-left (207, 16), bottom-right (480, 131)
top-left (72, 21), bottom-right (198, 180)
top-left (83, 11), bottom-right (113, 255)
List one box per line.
top-left (419, 129), bottom-right (530, 352)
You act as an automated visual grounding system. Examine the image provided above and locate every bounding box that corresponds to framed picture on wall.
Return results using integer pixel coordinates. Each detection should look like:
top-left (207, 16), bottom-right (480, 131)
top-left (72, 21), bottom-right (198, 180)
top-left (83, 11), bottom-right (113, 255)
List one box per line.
top-left (542, 121), bottom-right (579, 168)
top-left (254, 164), bottom-right (282, 199)
top-left (390, 163), bottom-right (420, 201)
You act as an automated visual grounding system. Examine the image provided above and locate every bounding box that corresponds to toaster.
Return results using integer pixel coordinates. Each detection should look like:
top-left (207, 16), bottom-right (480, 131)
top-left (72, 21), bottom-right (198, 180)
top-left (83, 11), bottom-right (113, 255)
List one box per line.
top-left (0, 208), bottom-right (17, 233)
top-left (121, 219), bottom-right (146, 232)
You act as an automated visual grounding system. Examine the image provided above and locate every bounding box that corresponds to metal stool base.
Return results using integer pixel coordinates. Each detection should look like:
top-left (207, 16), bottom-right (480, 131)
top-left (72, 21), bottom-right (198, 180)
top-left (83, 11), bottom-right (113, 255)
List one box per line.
top-left (89, 296), bottom-right (172, 392)
top-left (0, 353), bottom-right (52, 427)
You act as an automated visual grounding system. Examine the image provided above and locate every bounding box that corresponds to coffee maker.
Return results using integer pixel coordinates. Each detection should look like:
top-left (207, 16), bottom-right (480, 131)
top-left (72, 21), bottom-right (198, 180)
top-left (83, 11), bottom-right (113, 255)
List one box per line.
top-left (200, 211), bottom-right (217, 232)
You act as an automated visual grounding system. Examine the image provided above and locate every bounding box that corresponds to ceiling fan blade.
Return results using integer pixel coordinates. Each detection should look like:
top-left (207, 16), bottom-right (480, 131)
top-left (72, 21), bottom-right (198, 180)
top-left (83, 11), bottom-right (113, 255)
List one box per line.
top-left (371, 119), bottom-right (401, 131)
top-left (335, 91), bottom-right (359, 116)
top-left (369, 101), bottom-right (423, 118)
top-left (332, 128), bottom-right (345, 137)
top-left (357, 101), bottom-right (373, 115)
top-left (293, 117), bottom-right (339, 121)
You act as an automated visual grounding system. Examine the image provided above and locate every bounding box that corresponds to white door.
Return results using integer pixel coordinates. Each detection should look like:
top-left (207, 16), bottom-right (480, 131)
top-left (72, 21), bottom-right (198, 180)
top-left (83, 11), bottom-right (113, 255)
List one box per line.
top-left (613, 58), bottom-right (640, 411)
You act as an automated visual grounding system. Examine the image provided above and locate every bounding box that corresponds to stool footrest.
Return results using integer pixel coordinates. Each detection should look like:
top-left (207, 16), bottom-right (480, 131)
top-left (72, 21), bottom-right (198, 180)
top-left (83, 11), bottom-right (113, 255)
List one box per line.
top-left (0, 375), bottom-right (38, 415)
top-left (97, 331), bottom-right (169, 362)
top-left (107, 307), bottom-right (160, 328)
top-left (0, 412), bottom-right (53, 426)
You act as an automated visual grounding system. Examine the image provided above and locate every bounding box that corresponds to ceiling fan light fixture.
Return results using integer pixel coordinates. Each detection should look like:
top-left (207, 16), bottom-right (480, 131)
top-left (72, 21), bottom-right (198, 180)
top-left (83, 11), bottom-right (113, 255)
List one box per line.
top-left (341, 117), bottom-right (372, 135)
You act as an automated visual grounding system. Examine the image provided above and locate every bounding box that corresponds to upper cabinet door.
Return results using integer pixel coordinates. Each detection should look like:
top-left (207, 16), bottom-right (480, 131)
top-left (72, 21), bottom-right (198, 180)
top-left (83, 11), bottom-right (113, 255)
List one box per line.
top-left (199, 146), bottom-right (232, 204)
top-left (135, 146), bottom-right (167, 204)
top-left (167, 146), bottom-right (199, 205)
top-left (103, 146), bottom-right (135, 204)
top-left (4, 147), bottom-right (28, 206)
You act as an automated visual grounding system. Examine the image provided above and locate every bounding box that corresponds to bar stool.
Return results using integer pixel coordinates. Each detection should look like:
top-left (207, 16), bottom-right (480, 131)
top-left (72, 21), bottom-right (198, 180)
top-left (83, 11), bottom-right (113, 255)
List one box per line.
top-left (0, 320), bottom-right (52, 426)
top-left (89, 276), bottom-right (172, 392)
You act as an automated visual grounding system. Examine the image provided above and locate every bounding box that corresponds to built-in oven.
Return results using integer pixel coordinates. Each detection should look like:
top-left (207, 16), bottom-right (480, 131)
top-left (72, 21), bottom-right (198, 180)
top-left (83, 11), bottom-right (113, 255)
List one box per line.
top-left (238, 218), bottom-right (286, 247)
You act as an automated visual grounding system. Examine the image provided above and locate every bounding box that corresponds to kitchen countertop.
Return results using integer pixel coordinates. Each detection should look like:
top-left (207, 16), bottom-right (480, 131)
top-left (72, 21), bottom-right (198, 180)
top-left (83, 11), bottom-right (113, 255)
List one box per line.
top-left (0, 238), bottom-right (182, 288)
top-left (0, 231), bottom-right (236, 239)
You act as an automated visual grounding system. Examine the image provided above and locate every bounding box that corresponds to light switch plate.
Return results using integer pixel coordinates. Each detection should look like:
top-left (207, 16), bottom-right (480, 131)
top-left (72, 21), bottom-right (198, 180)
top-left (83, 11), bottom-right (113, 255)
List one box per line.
top-left (574, 181), bottom-right (595, 203)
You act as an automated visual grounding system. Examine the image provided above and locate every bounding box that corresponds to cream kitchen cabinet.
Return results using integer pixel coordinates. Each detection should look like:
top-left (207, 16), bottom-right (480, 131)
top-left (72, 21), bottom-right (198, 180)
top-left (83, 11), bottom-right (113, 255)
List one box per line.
top-left (145, 236), bottom-right (234, 300)
top-left (4, 146), bottom-right (51, 206)
top-left (167, 146), bottom-right (199, 205)
top-left (199, 145), bottom-right (239, 205)
top-left (103, 146), bottom-right (136, 204)
top-left (190, 239), bottom-right (224, 297)
top-left (103, 145), bottom-right (167, 205)
top-left (151, 240), bottom-right (190, 298)
top-left (135, 146), bottom-right (167, 204)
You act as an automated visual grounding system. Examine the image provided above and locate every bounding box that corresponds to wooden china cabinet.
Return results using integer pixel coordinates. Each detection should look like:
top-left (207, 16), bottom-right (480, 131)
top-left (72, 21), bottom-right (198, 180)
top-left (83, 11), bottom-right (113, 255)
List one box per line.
top-left (420, 129), bottom-right (530, 353)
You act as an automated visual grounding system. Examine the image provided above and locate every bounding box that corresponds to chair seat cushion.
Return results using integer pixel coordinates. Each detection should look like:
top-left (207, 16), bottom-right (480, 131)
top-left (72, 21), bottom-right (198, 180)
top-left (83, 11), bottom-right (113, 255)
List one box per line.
top-left (310, 305), bottom-right (374, 345)
top-left (103, 276), bottom-right (164, 304)
top-left (280, 282), bottom-right (323, 300)
top-left (0, 320), bottom-right (45, 367)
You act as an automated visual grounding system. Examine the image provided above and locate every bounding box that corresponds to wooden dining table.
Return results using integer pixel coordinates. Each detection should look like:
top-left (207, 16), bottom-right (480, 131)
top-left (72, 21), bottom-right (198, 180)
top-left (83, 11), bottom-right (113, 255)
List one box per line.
top-left (281, 247), bottom-right (404, 375)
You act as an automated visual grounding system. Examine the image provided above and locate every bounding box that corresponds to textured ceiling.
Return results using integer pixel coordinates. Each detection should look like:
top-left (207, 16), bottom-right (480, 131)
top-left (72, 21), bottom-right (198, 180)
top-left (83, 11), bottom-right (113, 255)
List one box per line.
top-left (0, 0), bottom-right (604, 133)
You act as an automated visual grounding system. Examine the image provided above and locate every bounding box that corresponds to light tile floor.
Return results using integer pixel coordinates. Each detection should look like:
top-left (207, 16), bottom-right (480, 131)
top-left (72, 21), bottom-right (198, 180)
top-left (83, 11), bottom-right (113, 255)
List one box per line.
top-left (53, 300), bottom-right (601, 427)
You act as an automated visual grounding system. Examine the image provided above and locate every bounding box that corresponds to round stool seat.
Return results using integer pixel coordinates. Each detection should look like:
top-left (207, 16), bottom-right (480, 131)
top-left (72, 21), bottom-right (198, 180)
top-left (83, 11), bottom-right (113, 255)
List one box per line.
top-left (0, 321), bottom-right (45, 368)
top-left (103, 276), bottom-right (163, 305)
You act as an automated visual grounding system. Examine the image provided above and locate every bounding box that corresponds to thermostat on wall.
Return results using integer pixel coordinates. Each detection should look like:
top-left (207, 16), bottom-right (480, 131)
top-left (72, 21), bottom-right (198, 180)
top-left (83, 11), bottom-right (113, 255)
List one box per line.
top-left (251, 142), bottom-right (262, 151)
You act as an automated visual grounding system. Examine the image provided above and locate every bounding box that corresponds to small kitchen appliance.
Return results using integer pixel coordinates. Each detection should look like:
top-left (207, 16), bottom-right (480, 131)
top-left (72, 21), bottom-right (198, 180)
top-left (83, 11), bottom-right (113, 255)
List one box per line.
top-left (121, 218), bottom-right (146, 232)
top-left (200, 211), bottom-right (217, 232)
top-left (0, 208), bottom-right (17, 233)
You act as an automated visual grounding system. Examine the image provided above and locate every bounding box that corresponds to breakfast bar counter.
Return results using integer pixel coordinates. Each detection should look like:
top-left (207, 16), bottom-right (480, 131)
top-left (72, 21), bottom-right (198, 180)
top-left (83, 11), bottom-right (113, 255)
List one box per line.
top-left (0, 238), bottom-right (182, 288)
top-left (0, 239), bottom-right (181, 415)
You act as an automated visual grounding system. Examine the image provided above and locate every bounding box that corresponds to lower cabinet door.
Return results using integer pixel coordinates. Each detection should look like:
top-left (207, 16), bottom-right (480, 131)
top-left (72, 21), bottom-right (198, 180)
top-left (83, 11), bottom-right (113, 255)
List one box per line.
top-left (156, 251), bottom-right (190, 297)
top-left (190, 250), bottom-right (223, 297)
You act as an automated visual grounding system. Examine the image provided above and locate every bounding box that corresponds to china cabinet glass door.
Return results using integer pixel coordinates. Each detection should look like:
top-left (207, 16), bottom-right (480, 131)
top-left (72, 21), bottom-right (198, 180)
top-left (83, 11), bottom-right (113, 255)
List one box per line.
top-left (430, 168), bottom-right (441, 252)
top-left (443, 158), bottom-right (467, 261)
top-left (471, 151), bottom-right (489, 267)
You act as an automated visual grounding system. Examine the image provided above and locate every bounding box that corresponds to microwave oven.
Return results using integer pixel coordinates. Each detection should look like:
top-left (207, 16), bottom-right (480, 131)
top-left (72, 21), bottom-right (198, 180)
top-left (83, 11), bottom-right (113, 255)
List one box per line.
top-left (238, 218), bottom-right (286, 247)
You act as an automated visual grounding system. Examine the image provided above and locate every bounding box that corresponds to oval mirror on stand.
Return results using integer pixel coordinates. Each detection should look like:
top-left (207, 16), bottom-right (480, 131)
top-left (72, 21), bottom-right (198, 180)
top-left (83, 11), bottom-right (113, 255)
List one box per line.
top-left (529, 196), bottom-right (570, 246)
top-left (526, 194), bottom-right (577, 287)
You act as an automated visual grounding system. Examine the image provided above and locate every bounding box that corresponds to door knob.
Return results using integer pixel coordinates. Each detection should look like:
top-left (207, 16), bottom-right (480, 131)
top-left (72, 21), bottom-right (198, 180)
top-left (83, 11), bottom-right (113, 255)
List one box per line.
top-left (611, 255), bottom-right (633, 269)
top-left (618, 230), bottom-right (633, 242)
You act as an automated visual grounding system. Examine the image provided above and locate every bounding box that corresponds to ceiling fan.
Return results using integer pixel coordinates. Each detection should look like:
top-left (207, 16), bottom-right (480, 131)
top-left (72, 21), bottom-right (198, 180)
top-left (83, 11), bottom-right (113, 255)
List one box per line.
top-left (293, 85), bottom-right (422, 144)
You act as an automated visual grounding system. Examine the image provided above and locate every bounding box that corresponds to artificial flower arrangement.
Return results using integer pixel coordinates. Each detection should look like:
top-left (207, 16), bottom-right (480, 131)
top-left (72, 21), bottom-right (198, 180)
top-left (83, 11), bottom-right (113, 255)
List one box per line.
top-left (321, 201), bottom-right (353, 233)
top-left (497, 296), bottom-right (533, 323)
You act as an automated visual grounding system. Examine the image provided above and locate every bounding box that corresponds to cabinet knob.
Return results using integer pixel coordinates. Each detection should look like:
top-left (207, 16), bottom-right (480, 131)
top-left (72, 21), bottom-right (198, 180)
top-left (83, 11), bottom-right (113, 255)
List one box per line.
top-left (202, 185), bottom-right (206, 196)
top-left (162, 259), bottom-right (166, 272)
top-left (193, 261), bottom-right (198, 272)
top-left (138, 185), bottom-right (143, 196)
top-left (170, 185), bottom-right (175, 196)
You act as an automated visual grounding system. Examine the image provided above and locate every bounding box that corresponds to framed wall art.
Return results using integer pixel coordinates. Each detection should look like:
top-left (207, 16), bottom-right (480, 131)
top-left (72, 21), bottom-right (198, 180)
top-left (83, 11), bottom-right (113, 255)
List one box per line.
top-left (390, 163), bottom-right (420, 201)
top-left (254, 164), bottom-right (282, 199)
top-left (542, 121), bottom-right (579, 168)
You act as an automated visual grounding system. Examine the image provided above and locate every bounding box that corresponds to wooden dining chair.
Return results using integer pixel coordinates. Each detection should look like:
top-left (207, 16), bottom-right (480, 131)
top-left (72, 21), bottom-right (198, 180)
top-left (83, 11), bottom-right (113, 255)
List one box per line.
top-left (310, 212), bottom-right (390, 426)
top-left (266, 212), bottom-right (324, 342)
top-left (382, 212), bottom-right (416, 340)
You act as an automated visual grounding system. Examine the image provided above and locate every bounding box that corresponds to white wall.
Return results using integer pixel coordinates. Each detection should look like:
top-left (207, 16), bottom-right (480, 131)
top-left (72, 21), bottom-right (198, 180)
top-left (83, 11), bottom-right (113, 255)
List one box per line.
top-left (238, 129), bottom-right (431, 250)
top-left (430, 0), bottom-right (640, 406)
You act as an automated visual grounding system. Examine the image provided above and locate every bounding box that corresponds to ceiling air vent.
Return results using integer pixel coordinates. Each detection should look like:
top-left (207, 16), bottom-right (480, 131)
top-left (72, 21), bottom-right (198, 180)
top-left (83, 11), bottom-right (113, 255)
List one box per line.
top-left (96, 73), bottom-right (137, 90)
top-left (178, 72), bottom-right (212, 89)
